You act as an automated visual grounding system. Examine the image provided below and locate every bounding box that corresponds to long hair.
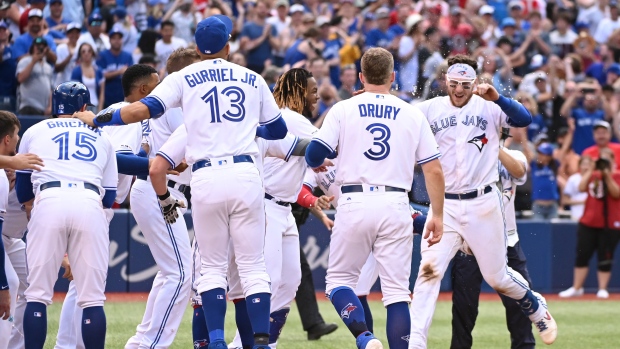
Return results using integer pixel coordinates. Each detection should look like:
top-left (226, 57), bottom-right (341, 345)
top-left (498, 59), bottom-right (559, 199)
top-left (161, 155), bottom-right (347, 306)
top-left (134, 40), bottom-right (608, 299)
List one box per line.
top-left (273, 68), bottom-right (313, 115)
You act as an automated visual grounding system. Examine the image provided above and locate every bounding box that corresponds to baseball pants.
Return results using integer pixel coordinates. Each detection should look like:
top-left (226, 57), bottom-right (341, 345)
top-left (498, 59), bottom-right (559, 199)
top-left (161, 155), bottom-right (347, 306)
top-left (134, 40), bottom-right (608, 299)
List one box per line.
top-left (0, 242), bottom-right (19, 349)
top-left (125, 179), bottom-right (192, 349)
top-left (451, 242), bottom-right (535, 349)
top-left (54, 281), bottom-right (84, 349)
top-left (2, 235), bottom-right (27, 349)
top-left (409, 188), bottom-right (531, 349)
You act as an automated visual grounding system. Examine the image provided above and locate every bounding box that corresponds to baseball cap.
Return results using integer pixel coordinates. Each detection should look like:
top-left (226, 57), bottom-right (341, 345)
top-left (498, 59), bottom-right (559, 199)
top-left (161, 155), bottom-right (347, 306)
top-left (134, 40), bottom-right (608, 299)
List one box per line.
top-left (593, 120), bottom-right (611, 130)
top-left (0, 20), bottom-right (8, 29)
top-left (364, 12), bottom-right (375, 21)
top-left (88, 12), bottom-right (103, 26)
top-left (275, 0), bottom-right (288, 8)
top-left (530, 54), bottom-right (548, 69)
top-left (537, 143), bottom-right (554, 156)
top-left (375, 7), bottom-right (390, 19)
top-left (405, 14), bottom-right (423, 32)
top-left (28, 8), bottom-right (43, 19)
top-left (33, 36), bottom-right (48, 46)
top-left (113, 7), bottom-right (127, 19)
top-left (289, 4), bottom-right (305, 14)
top-left (508, 0), bottom-right (524, 9)
top-left (500, 17), bottom-right (516, 29)
top-left (108, 28), bottom-right (124, 38)
top-left (50, 0), bottom-right (63, 4)
top-left (606, 63), bottom-right (620, 76)
top-left (316, 16), bottom-right (330, 27)
top-left (66, 22), bottom-right (81, 32)
top-left (478, 5), bottom-right (494, 16)
top-left (195, 15), bottom-right (233, 55)
top-left (575, 21), bottom-right (589, 31)
top-left (0, 0), bottom-right (9, 10)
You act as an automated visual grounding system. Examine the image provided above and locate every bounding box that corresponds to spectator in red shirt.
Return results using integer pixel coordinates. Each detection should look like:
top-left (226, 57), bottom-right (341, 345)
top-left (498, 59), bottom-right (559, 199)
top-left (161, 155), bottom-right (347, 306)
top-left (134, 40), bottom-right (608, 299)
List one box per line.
top-left (448, 8), bottom-right (472, 55)
top-left (559, 148), bottom-right (620, 299)
top-left (582, 120), bottom-right (620, 169)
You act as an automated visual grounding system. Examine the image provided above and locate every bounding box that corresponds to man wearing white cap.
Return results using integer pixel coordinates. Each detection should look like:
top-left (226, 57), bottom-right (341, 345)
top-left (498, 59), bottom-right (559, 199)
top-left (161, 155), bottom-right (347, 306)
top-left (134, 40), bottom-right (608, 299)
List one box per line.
top-left (54, 22), bottom-right (81, 87)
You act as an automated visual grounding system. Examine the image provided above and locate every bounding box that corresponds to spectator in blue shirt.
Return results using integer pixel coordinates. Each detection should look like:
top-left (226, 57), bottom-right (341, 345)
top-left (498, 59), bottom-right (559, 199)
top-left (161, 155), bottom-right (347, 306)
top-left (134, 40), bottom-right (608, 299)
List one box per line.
top-left (364, 8), bottom-right (396, 51)
top-left (239, 0), bottom-right (278, 74)
top-left (531, 143), bottom-right (560, 219)
top-left (96, 29), bottom-right (133, 108)
top-left (585, 45), bottom-right (615, 85)
top-left (516, 92), bottom-right (548, 141)
top-left (12, 9), bottom-right (57, 63)
top-left (561, 83), bottom-right (613, 154)
top-left (0, 20), bottom-right (17, 112)
top-left (45, 0), bottom-right (71, 33)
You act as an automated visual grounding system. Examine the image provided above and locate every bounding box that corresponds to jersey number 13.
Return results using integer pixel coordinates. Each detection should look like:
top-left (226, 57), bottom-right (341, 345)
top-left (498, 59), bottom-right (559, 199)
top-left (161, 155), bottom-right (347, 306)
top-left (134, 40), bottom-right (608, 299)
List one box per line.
top-left (201, 86), bottom-right (246, 123)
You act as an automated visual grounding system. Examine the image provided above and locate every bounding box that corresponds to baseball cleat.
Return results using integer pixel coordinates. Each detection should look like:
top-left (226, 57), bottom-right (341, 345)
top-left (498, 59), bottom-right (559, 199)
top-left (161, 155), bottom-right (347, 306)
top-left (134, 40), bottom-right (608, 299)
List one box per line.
top-left (597, 289), bottom-right (609, 299)
top-left (208, 340), bottom-right (228, 349)
top-left (558, 287), bottom-right (583, 298)
top-left (531, 292), bottom-right (557, 345)
top-left (356, 331), bottom-right (383, 349)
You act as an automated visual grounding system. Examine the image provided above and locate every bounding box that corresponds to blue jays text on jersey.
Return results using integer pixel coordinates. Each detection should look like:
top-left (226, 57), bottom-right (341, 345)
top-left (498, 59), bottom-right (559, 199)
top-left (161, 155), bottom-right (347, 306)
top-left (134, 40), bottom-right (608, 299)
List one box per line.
top-left (184, 68), bottom-right (258, 88)
top-left (46, 119), bottom-right (103, 136)
top-left (429, 114), bottom-right (488, 135)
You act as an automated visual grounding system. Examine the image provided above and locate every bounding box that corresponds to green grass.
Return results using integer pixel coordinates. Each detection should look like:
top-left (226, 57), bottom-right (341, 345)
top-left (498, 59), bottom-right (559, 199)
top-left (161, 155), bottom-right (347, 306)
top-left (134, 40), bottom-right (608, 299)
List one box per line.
top-left (41, 299), bottom-right (619, 348)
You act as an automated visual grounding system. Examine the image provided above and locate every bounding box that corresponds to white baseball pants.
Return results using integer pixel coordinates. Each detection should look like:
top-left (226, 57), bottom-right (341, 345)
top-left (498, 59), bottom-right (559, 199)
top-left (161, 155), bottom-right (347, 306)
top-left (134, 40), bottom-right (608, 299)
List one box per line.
top-left (2, 236), bottom-right (27, 349)
top-left (355, 254), bottom-right (379, 297)
top-left (54, 281), bottom-right (84, 349)
top-left (0, 243), bottom-right (19, 349)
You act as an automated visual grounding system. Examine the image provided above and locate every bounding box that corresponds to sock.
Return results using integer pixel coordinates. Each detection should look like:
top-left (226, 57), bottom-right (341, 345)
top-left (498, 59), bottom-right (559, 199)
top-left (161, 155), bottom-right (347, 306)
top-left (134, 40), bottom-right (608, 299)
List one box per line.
top-left (386, 302), bottom-right (410, 349)
top-left (329, 286), bottom-right (368, 338)
top-left (517, 290), bottom-right (540, 317)
top-left (245, 292), bottom-right (271, 345)
top-left (200, 288), bottom-right (226, 342)
top-left (358, 296), bottom-right (374, 333)
top-left (192, 304), bottom-right (210, 347)
top-left (234, 299), bottom-right (255, 347)
top-left (268, 308), bottom-right (290, 344)
top-left (82, 306), bottom-right (106, 349)
top-left (24, 302), bottom-right (47, 349)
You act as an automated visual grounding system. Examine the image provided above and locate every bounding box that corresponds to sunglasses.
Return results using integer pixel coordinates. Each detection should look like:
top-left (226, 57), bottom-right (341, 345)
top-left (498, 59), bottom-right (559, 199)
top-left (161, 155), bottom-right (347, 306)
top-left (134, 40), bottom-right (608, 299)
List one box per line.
top-left (447, 79), bottom-right (475, 89)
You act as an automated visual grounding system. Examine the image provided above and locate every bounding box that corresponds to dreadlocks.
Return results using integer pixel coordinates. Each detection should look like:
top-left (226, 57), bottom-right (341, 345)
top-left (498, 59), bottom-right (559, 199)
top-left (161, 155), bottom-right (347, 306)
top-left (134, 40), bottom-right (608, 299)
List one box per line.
top-left (273, 68), bottom-right (314, 116)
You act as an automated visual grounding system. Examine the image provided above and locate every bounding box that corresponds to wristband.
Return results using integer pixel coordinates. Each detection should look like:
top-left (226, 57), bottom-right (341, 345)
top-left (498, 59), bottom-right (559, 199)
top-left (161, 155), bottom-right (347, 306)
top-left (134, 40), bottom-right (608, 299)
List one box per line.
top-left (157, 190), bottom-right (171, 201)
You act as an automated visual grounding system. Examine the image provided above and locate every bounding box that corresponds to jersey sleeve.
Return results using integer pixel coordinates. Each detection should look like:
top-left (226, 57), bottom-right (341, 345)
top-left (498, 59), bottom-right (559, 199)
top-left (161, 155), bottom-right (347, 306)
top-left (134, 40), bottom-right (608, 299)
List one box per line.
top-left (101, 134), bottom-right (119, 191)
top-left (16, 129), bottom-right (32, 174)
top-left (303, 168), bottom-right (319, 190)
top-left (508, 149), bottom-right (528, 185)
top-left (312, 103), bottom-right (342, 153)
top-left (148, 71), bottom-right (183, 111)
top-left (165, 108), bottom-right (184, 133)
top-left (490, 102), bottom-right (511, 128)
top-left (415, 116), bottom-right (441, 165)
top-left (264, 133), bottom-right (299, 161)
top-left (157, 125), bottom-right (187, 168)
top-left (258, 77), bottom-right (283, 125)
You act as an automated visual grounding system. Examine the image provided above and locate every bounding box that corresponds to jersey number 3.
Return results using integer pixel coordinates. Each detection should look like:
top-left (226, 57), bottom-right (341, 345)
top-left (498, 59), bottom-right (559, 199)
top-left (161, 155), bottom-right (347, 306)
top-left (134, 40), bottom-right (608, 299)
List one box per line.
top-left (201, 86), bottom-right (246, 123)
top-left (52, 131), bottom-right (98, 162)
top-left (364, 123), bottom-right (391, 161)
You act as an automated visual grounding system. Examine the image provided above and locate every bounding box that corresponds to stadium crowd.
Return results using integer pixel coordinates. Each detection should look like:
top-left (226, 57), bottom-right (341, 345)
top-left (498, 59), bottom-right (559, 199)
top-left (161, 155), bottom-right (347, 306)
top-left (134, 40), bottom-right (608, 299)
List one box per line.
top-left (0, 0), bottom-right (619, 219)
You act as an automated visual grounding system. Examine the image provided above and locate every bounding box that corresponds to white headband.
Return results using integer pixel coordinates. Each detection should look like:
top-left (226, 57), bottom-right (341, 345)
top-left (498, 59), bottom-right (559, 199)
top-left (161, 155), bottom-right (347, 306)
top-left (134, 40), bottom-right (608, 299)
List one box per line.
top-left (446, 63), bottom-right (477, 80)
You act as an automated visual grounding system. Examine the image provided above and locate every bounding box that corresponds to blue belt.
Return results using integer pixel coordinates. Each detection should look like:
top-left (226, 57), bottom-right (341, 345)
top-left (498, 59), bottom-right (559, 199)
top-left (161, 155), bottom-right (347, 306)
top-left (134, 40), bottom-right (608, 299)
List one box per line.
top-left (341, 185), bottom-right (406, 194)
top-left (191, 155), bottom-right (254, 172)
top-left (445, 185), bottom-right (493, 200)
top-left (135, 176), bottom-right (189, 193)
top-left (40, 181), bottom-right (100, 195)
top-left (264, 193), bottom-right (291, 207)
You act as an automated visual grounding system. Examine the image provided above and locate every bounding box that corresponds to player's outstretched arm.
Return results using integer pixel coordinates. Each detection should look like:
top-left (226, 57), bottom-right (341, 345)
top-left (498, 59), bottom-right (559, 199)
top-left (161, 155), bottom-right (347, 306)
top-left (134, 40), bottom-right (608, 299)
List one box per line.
top-left (75, 101), bottom-right (155, 128)
top-left (150, 155), bottom-right (186, 224)
top-left (499, 148), bottom-right (526, 179)
top-left (420, 159), bottom-right (445, 246)
top-left (0, 154), bottom-right (44, 171)
top-left (475, 84), bottom-right (532, 127)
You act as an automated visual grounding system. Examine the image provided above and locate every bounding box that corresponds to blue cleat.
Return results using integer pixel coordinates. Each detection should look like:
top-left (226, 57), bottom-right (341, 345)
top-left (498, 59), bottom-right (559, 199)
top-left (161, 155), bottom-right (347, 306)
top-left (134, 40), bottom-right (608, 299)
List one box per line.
top-left (356, 331), bottom-right (383, 349)
top-left (207, 340), bottom-right (228, 349)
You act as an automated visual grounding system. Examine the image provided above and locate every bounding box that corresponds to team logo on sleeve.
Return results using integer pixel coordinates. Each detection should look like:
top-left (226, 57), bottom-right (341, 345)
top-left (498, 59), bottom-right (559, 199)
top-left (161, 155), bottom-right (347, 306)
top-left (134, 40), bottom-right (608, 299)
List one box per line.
top-left (340, 303), bottom-right (357, 319)
top-left (467, 133), bottom-right (488, 152)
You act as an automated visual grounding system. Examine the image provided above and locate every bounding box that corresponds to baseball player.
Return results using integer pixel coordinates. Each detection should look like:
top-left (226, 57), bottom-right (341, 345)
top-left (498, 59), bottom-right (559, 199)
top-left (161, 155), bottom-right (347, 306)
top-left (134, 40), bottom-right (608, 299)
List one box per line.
top-left (451, 131), bottom-right (535, 349)
top-left (305, 47), bottom-right (445, 349)
top-left (15, 82), bottom-right (118, 349)
top-left (409, 55), bottom-right (557, 349)
top-left (74, 15), bottom-right (288, 349)
top-left (124, 51), bottom-right (200, 349)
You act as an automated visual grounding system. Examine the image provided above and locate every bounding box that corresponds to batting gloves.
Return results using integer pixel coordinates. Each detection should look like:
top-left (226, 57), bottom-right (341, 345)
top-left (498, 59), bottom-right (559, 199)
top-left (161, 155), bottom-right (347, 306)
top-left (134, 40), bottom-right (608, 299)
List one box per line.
top-left (157, 190), bottom-right (186, 224)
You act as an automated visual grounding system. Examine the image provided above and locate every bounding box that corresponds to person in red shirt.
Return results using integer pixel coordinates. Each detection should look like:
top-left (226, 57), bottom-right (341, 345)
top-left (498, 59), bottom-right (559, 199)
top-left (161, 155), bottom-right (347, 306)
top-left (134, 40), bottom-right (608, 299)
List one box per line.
top-left (559, 148), bottom-right (620, 299)
top-left (448, 7), bottom-right (472, 55)
top-left (582, 120), bottom-right (620, 168)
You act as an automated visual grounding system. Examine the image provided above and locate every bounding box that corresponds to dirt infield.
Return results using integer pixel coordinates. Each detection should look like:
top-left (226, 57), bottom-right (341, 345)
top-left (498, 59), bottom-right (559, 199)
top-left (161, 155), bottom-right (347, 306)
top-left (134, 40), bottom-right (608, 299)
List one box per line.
top-left (52, 291), bottom-right (620, 303)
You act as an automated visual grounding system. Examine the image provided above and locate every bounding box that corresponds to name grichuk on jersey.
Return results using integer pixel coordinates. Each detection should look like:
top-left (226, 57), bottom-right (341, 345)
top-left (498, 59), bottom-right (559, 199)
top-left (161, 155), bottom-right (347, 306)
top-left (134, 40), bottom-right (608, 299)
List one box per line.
top-left (17, 118), bottom-right (118, 196)
top-left (415, 94), bottom-right (511, 193)
top-left (148, 58), bottom-right (282, 164)
top-left (313, 92), bottom-right (440, 190)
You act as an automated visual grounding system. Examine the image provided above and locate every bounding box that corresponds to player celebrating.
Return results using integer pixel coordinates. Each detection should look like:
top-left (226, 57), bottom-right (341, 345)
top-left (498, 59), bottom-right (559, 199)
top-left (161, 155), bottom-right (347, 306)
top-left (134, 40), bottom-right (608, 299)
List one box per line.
top-left (451, 129), bottom-right (536, 349)
top-left (16, 82), bottom-right (118, 349)
top-left (74, 15), bottom-right (287, 349)
top-left (409, 55), bottom-right (557, 349)
top-left (305, 47), bottom-right (445, 349)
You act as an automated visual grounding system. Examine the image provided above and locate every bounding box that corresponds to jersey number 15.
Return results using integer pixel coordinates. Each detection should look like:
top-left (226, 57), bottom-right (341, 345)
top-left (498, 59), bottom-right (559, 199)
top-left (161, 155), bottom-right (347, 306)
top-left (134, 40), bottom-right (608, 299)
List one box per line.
top-left (52, 131), bottom-right (98, 162)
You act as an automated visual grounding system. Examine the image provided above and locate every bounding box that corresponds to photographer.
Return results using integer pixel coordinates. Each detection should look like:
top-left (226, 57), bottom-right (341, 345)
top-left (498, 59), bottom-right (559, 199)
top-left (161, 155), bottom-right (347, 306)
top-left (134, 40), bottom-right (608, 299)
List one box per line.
top-left (582, 120), bottom-right (620, 169)
top-left (15, 36), bottom-right (53, 115)
top-left (559, 148), bottom-right (620, 299)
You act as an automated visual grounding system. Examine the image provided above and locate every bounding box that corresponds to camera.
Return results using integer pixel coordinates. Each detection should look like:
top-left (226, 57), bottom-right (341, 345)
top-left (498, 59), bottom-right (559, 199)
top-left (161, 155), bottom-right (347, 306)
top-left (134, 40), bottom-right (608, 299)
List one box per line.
top-left (582, 88), bottom-right (595, 94)
top-left (596, 158), bottom-right (611, 171)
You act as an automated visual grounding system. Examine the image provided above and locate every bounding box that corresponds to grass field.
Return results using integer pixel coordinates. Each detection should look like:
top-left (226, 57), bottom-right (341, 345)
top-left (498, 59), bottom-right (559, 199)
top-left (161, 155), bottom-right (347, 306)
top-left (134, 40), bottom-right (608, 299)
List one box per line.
top-left (39, 295), bottom-right (619, 348)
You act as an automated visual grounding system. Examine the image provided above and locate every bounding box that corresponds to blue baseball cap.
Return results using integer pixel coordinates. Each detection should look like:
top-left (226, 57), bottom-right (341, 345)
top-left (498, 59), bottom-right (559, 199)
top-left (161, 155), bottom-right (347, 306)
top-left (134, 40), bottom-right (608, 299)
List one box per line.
top-left (537, 143), bottom-right (554, 156)
top-left (114, 7), bottom-right (127, 19)
top-left (108, 28), bottom-right (123, 38)
top-left (88, 12), bottom-right (103, 25)
top-left (501, 17), bottom-right (517, 29)
top-left (575, 21), bottom-right (589, 31)
top-left (606, 63), bottom-right (620, 76)
top-left (0, 20), bottom-right (8, 29)
top-left (195, 15), bottom-right (233, 55)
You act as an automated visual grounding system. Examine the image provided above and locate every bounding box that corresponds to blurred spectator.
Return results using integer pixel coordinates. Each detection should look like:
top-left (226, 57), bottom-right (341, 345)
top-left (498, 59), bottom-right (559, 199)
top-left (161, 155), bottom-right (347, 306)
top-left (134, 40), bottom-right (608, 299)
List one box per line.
top-left (16, 37), bottom-right (53, 115)
top-left (500, 18), bottom-right (524, 51)
top-left (6, 0), bottom-right (27, 40)
top-left (45, 0), bottom-right (70, 33)
top-left (420, 29), bottom-right (448, 91)
top-left (165, 0), bottom-right (199, 44)
top-left (593, 0), bottom-right (620, 44)
top-left (315, 83), bottom-right (338, 127)
top-left (585, 45), bottom-right (616, 85)
top-left (561, 83), bottom-right (613, 154)
top-left (308, 57), bottom-right (329, 86)
top-left (549, 12), bottom-right (577, 58)
top-left (516, 92), bottom-right (547, 141)
top-left (146, 0), bottom-right (167, 29)
top-left (531, 142), bottom-right (560, 219)
top-left (479, 5), bottom-right (499, 45)
top-left (577, 0), bottom-right (604, 35)
top-left (71, 42), bottom-right (103, 110)
top-left (562, 156), bottom-right (591, 221)
top-left (284, 27), bottom-right (321, 69)
top-left (559, 148), bottom-right (620, 299)
top-left (77, 13), bottom-right (110, 56)
top-left (448, 8), bottom-right (473, 55)
top-left (507, 0), bottom-right (528, 31)
top-left (12, 9), bottom-right (57, 62)
top-left (420, 61), bottom-right (448, 100)
top-left (111, 7), bottom-right (139, 55)
top-left (476, 47), bottom-right (515, 97)
top-left (522, 11), bottom-right (552, 63)
top-left (318, 16), bottom-right (342, 88)
top-left (230, 51), bottom-right (246, 67)
top-left (262, 65), bottom-right (282, 92)
top-left (126, 0), bottom-right (148, 32)
top-left (267, 0), bottom-right (291, 67)
top-left (54, 22), bottom-right (80, 87)
top-left (17, 0), bottom-right (46, 35)
top-left (398, 14), bottom-right (423, 97)
top-left (97, 29), bottom-right (133, 108)
top-left (0, 1), bottom-right (9, 26)
top-left (555, 126), bottom-right (581, 190)
top-left (42, 0), bottom-right (89, 27)
top-left (582, 120), bottom-right (620, 168)
top-left (364, 7), bottom-right (396, 52)
top-left (240, 0), bottom-right (278, 73)
top-left (155, 20), bottom-right (187, 71)
top-left (138, 53), bottom-right (160, 73)
top-left (337, 64), bottom-right (356, 100)
top-left (0, 19), bottom-right (17, 112)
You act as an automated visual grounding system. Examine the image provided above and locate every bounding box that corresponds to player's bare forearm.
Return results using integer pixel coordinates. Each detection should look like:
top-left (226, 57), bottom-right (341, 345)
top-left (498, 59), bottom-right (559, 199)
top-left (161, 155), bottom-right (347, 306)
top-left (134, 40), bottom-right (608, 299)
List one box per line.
top-left (1, 154), bottom-right (44, 171)
top-left (421, 159), bottom-right (445, 217)
top-left (149, 155), bottom-right (171, 196)
top-left (499, 148), bottom-right (526, 178)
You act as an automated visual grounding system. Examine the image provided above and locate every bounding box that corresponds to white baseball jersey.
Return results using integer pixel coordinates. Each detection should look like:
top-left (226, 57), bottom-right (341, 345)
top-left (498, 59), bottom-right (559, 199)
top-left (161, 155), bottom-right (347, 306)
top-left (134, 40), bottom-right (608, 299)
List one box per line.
top-left (148, 58), bottom-right (282, 164)
top-left (263, 108), bottom-right (318, 202)
top-left (0, 171), bottom-right (8, 222)
top-left (415, 95), bottom-right (510, 193)
top-left (142, 108), bottom-right (190, 185)
top-left (17, 119), bottom-right (118, 195)
top-left (2, 190), bottom-right (28, 238)
top-left (498, 149), bottom-right (527, 247)
top-left (303, 161), bottom-right (339, 208)
top-left (313, 92), bottom-right (440, 189)
top-left (101, 102), bottom-right (143, 203)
